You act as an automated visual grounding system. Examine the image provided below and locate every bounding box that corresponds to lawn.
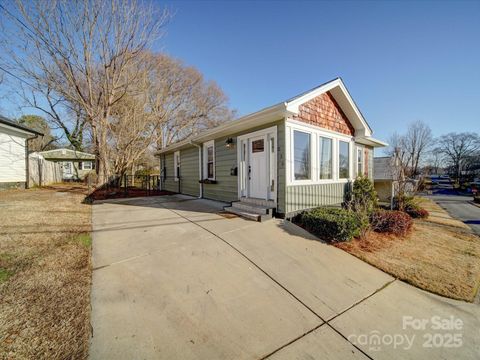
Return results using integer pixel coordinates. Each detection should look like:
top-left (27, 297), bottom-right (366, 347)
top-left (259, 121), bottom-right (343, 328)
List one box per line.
top-left (336, 207), bottom-right (480, 302)
top-left (0, 185), bottom-right (92, 359)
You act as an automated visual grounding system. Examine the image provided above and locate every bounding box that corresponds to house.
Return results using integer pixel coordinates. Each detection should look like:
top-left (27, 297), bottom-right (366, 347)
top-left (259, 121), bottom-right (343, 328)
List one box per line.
top-left (157, 78), bottom-right (387, 220)
top-left (39, 148), bottom-right (96, 181)
top-left (373, 156), bottom-right (396, 202)
top-left (374, 156), bottom-right (416, 204)
top-left (0, 115), bottom-right (43, 190)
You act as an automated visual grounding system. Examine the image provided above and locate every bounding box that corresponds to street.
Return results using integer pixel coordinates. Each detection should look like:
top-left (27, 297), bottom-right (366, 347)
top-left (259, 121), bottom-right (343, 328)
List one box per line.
top-left (427, 192), bottom-right (480, 236)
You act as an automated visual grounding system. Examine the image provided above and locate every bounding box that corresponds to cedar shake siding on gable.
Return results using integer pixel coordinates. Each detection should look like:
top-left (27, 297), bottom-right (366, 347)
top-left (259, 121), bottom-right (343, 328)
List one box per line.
top-left (293, 92), bottom-right (355, 136)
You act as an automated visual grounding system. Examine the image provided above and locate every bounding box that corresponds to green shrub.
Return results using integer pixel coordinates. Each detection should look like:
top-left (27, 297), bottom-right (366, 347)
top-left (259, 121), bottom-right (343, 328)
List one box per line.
top-left (345, 175), bottom-right (378, 215)
top-left (370, 210), bottom-right (413, 236)
top-left (296, 207), bottom-right (367, 242)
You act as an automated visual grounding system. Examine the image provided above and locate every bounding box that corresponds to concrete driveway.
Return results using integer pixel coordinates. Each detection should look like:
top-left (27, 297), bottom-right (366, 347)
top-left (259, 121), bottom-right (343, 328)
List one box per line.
top-left (90, 195), bottom-right (480, 359)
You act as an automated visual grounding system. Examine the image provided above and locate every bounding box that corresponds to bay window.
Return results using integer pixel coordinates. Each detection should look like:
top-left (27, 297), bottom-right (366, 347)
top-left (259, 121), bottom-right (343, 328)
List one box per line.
top-left (293, 130), bottom-right (310, 180)
top-left (339, 141), bottom-right (349, 179)
top-left (318, 136), bottom-right (333, 179)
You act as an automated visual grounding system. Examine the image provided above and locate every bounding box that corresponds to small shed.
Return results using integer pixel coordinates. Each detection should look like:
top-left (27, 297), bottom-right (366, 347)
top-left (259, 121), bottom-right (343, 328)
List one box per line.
top-left (0, 115), bottom-right (43, 190)
top-left (39, 148), bottom-right (96, 180)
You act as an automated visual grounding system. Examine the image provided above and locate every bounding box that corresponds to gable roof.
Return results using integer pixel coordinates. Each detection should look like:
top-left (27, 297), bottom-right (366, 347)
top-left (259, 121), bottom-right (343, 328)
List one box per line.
top-left (0, 115), bottom-right (44, 137)
top-left (39, 148), bottom-right (95, 160)
top-left (285, 78), bottom-right (372, 137)
top-left (158, 78), bottom-right (385, 154)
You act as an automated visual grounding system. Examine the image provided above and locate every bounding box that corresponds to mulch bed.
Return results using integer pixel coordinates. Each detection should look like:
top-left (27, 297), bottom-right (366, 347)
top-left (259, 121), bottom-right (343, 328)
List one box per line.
top-left (87, 187), bottom-right (174, 201)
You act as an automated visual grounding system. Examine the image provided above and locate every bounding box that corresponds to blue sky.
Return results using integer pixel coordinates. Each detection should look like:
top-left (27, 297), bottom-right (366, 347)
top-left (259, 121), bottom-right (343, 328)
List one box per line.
top-left (157, 0), bottom-right (479, 143)
top-left (1, 0), bottom-right (479, 146)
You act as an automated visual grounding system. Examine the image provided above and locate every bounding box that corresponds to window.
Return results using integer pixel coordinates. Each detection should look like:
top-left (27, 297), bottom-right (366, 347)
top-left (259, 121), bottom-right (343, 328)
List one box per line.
top-left (83, 161), bottom-right (92, 170)
top-left (357, 147), bottom-right (364, 177)
top-left (339, 141), bottom-right (350, 179)
top-left (174, 151), bottom-right (180, 181)
top-left (203, 140), bottom-right (215, 180)
top-left (293, 130), bottom-right (311, 180)
top-left (252, 139), bottom-right (264, 153)
top-left (318, 136), bottom-right (333, 179)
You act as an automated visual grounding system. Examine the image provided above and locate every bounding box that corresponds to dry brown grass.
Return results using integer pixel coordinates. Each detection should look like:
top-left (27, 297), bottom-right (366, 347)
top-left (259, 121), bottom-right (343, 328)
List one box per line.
top-left (336, 222), bottom-right (480, 302)
top-left (0, 185), bottom-right (92, 359)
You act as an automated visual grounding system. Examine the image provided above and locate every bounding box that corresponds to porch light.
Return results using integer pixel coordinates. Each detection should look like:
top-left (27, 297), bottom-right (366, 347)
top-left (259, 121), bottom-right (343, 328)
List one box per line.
top-left (225, 137), bottom-right (234, 148)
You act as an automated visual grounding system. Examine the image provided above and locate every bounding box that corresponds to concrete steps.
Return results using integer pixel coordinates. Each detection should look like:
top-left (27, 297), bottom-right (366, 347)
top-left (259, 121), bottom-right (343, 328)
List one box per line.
top-left (224, 199), bottom-right (275, 222)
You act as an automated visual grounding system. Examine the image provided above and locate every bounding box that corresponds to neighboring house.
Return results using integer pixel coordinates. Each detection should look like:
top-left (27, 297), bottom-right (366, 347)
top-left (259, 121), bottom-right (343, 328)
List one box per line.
top-left (39, 148), bottom-right (96, 181)
top-left (0, 115), bottom-right (43, 190)
top-left (374, 156), bottom-right (416, 203)
top-left (158, 78), bottom-right (387, 220)
top-left (374, 156), bottom-right (396, 202)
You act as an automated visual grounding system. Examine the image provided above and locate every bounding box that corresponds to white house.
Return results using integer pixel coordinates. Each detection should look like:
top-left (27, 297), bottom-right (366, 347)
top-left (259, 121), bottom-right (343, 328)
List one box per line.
top-left (0, 115), bottom-right (43, 190)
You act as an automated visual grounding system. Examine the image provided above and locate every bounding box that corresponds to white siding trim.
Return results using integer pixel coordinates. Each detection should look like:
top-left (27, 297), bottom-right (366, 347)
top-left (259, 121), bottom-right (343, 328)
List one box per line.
top-left (202, 140), bottom-right (215, 180)
top-left (0, 131), bottom-right (27, 182)
top-left (285, 120), bottom-right (354, 186)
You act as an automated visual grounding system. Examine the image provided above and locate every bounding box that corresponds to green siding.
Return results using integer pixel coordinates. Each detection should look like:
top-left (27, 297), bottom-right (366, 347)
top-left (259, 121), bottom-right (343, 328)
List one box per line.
top-left (179, 146), bottom-right (200, 197)
top-left (203, 120), bottom-right (285, 202)
top-left (285, 182), bottom-right (350, 215)
top-left (161, 153), bottom-right (179, 193)
top-left (161, 119), bottom-right (285, 204)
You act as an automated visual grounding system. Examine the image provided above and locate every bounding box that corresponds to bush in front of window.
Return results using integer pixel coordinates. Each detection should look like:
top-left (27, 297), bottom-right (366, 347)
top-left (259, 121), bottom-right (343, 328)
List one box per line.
top-left (345, 175), bottom-right (378, 215)
top-left (295, 207), bottom-right (368, 242)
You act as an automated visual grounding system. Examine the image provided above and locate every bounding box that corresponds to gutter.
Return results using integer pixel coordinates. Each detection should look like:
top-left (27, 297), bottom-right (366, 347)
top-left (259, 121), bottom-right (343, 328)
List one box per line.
top-left (189, 140), bottom-right (203, 199)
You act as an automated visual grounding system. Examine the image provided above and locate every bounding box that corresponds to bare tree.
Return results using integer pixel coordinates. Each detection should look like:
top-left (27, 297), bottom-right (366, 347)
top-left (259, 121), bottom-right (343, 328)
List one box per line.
top-left (1, 0), bottom-right (169, 184)
top-left (105, 53), bottom-right (234, 177)
top-left (404, 121), bottom-right (433, 176)
top-left (387, 121), bottom-right (433, 178)
top-left (16, 82), bottom-right (88, 151)
top-left (17, 114), bottom-right (57, 151)
top-left (144, 53), bottom-right (235, 148)
top-left (435, 132), bottom-right (480, 181)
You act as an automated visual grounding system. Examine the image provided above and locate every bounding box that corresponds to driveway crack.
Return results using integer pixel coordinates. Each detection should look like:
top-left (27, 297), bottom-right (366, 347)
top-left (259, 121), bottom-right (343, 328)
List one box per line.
top-left (163, 205), bottom-right (395, 360)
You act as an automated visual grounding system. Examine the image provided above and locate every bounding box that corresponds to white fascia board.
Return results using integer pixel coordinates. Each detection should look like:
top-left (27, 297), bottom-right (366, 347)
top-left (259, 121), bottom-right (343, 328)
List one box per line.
top-left (285, 78), bottom-right (343, 113)
top-left (355, 136), bottom-right (388, 148)
top-left (0, 123), bottom-right (36, 138)
top-left (157, 104), bottom-right (287, 154)
top-left (286, 78), bottom-right (373, 137)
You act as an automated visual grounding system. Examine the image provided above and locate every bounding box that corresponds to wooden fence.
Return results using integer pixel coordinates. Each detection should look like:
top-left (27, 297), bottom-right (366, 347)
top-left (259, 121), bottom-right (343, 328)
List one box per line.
top-left (28, 153), bottom-right (62, 187)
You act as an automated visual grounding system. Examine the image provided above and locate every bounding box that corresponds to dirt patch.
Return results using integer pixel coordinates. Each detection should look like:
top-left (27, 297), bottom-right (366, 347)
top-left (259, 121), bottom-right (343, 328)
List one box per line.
top-left (0, 186), bottom-right (92, 359)
top-left (336, 222), bottom-right (480, 302)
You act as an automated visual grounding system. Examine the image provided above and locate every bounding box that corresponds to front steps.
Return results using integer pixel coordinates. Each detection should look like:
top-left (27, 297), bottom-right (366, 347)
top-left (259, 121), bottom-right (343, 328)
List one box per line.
top-left (224, 198), bottom-right (276, 222)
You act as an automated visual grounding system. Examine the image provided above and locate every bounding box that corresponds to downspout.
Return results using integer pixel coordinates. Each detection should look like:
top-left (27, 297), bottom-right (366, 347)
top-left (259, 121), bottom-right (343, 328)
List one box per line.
top-left (190, 141), bottom-right (203, 199)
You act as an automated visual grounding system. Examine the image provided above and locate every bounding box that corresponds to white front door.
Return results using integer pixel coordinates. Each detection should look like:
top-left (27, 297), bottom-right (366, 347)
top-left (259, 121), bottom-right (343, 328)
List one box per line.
top-left (248, 135), bottom-right (267, 199)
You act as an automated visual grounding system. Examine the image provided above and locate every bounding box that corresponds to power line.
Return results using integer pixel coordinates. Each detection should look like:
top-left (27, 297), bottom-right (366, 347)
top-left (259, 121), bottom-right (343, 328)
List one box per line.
top-left (0, 64), bottom-right (36, 89)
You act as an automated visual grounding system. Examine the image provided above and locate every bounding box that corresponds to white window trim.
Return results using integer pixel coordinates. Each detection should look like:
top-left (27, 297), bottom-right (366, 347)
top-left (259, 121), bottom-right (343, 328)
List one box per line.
top-left (83, 161), bottom-right (92, 170)
top-left (356, 145), bottom-right (364, 178)
top-left (286, 119), bottom-right (354, 186)
top-left (174, 150), bottom-right (180, 182)
top-left (203, 140), bottom-right (215, 180)
top-left (338, 140), bottom-right (351, 180)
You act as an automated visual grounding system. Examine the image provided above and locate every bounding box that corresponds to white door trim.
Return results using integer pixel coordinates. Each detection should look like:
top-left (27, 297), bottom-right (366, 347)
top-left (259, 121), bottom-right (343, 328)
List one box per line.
top-left (237, 125), bottom-right (277, 203)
